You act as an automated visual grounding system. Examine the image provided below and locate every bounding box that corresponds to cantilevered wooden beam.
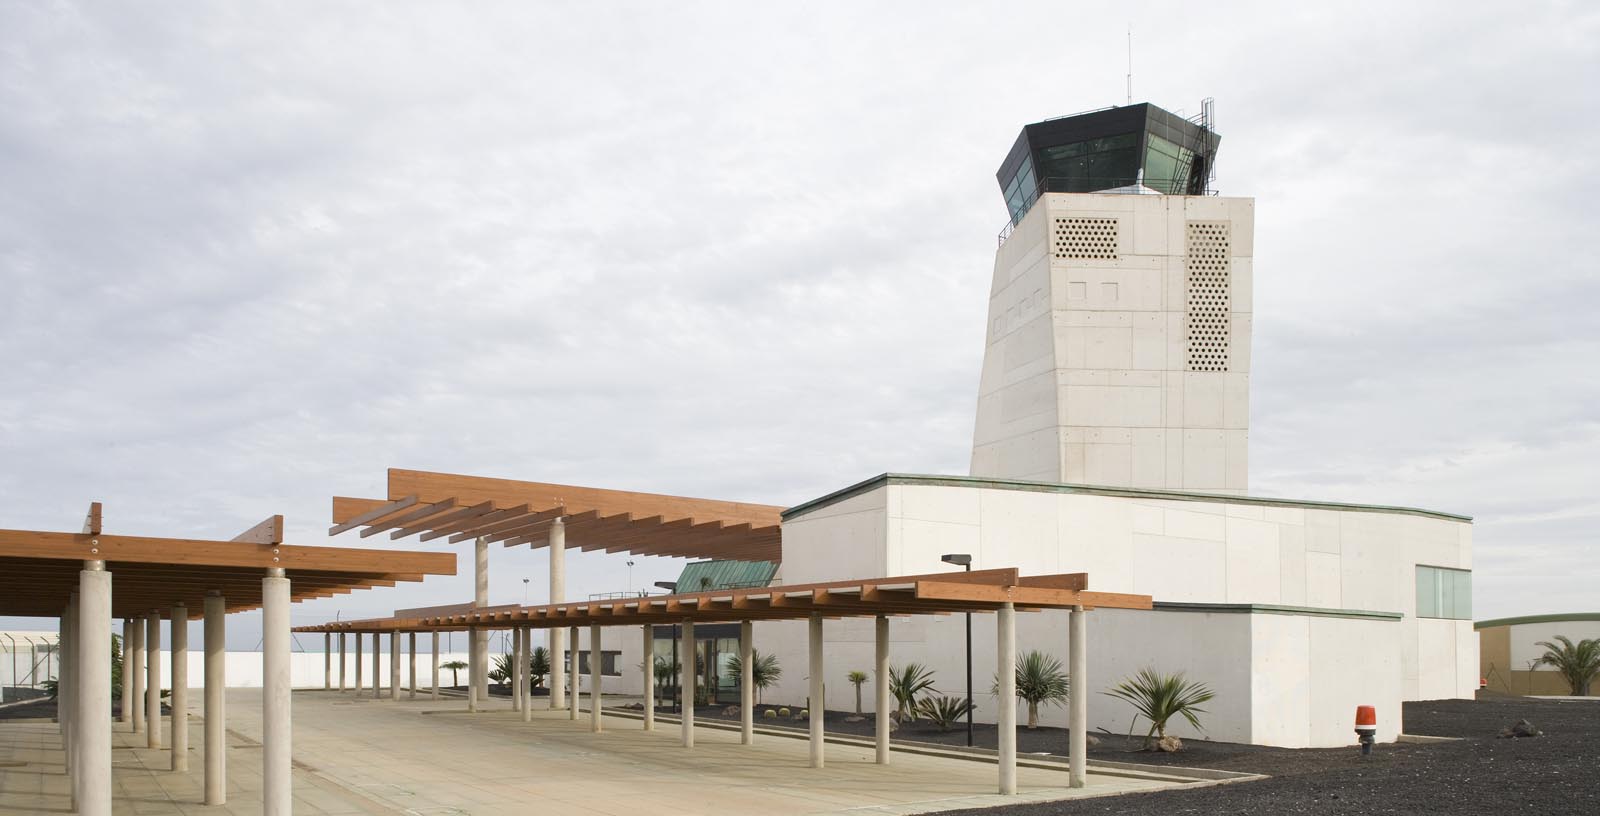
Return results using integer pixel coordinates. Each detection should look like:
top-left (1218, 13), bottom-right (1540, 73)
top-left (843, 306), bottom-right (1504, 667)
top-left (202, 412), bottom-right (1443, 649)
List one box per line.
top-left (232, 515), bottom-right (284, 545)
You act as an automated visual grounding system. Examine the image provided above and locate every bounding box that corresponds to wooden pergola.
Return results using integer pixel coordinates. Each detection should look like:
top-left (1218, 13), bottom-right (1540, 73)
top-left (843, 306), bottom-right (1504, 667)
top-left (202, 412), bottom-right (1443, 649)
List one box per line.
top-left (295, 567), bottom-right (1152, 793)
top-left (332, 468), bottom-right (782, 562)
top-left (0, 503), bottom-right (454, 816)
top-left (329, 467), bottom-right (785, 716)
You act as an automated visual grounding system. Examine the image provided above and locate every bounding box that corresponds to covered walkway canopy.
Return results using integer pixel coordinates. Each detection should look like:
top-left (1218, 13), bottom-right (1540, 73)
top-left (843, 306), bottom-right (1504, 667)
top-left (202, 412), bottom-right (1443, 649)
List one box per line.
top-left (295, 567), bottom-right (1152, 795)
top-left (329, 467), bottom-right (786, 717)
top-left (0, 503), bottom-right (455, 816)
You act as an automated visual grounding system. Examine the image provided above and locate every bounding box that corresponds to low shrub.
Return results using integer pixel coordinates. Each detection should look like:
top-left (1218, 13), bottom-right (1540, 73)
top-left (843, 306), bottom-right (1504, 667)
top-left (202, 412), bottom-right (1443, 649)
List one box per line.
top-left (778, 707), bottom-right (791, 716)
top-left (763, 709), bottom-right (777, 719)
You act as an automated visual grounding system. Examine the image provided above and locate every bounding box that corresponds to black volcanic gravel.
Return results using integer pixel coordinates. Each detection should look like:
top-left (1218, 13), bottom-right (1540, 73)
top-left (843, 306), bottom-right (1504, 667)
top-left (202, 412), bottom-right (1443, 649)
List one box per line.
top-left (922, 695), bottom-right (1600, 815)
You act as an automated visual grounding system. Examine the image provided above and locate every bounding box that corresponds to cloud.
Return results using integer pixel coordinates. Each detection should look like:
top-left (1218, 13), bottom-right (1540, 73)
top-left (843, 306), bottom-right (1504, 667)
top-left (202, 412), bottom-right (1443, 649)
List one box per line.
top-left (1, 1), bottom-right (1595, 644)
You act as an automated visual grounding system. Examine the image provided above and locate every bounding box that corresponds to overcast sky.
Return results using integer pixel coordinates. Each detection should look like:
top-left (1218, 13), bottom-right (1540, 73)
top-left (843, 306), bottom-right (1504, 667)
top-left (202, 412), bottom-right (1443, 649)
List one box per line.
top-left (2, 1), bottom-right (1595, 649)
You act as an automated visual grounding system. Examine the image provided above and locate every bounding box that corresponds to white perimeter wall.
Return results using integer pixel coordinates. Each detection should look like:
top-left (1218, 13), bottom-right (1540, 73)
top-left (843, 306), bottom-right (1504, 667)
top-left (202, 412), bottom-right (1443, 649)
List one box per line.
top-left (1508, 620), bottom-right (1600, 670)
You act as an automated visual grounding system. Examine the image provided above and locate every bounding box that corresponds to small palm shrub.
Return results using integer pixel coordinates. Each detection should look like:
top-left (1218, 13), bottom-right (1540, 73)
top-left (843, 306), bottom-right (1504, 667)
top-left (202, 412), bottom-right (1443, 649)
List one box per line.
top-left (1535, 636), bottom-right (1600, 696)
top-left (1104, 668), bottom-right (1215, 750)
top-left (489, 653), bottom-right (512, 685)
top-left (529, 646), bottom-right (550, 688)
top-left (992, 650), bottom-right (1070, 729)
top-left (441, 660), bottom-right (467, 687)
top-left (763, 708), bottom-right (777, 719)
top-left (917, 696), bottom-right (975, 731)
top-left (888, 663), bottom-right (937, 721)
top-left (725, 650), bottom-right (782, 704)
top-left (848, 670), bottom-right (869, 714)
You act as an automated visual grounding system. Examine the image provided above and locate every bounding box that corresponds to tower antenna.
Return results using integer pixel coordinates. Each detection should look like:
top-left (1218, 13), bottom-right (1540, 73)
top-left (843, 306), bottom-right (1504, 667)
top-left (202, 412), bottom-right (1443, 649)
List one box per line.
top-left (1126, 24), bottom-right (1133, 105)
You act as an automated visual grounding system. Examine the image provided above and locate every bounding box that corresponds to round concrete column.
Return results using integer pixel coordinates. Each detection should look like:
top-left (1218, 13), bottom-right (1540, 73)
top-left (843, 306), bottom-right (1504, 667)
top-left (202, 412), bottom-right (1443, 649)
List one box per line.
top-left (474, 537), bottom-right (489, 701)
top-left (520, 629), bottom-right (533, 723)
top-left (567, 625), bottom-right (579, 721)
top-left (680, 620), bottom-right (695, 748)
top-left (203, 592), bottom-right (226, 806)
top-left (431, 632), bottom-right (440, 700)
top-left (1068, 605), bottom-right (1087, 788)
top-left (119, 618), bottom-right (133, 728)
top-left (997, 602), bottom-right (1017, 795)
top-left (338, 632), bottom-right (347, 691)
top-left (354, 632), bottom-right (364, 694)
top-left (372, 630), bottom-right (382, 699)
top-left (262, 568), bottom-right (292, 816)
top-left (145, 613), bottom-right (161, 749)
top-left (170, 603), bottom-right (188, 771)
top-left (389, 632), bottom-right (401, 701)
top-left (739, 620), bottom-right (753, 745)
top-left (548, 518), bottom-right (566, 710)
top-left (875, 614), bottom-right (890, 765)
top-left (324, 633), bottom-right (331, 690)
top-left (77, 564), bottom-right (111, 816)
top-left (808, 614), bottom-right (824, 768)
top-left (512, 627), bottom-right (524, 713)
top-left (129, 616), bottom-right (144, 734)
top-left (467, 627), bottom-right (479, 712)
top-left (409, 632), bottom-right (418, 700)
top-left (642, 625), bottom-right (655, 731)
top-left (589, 624), bottom-right (602, 732)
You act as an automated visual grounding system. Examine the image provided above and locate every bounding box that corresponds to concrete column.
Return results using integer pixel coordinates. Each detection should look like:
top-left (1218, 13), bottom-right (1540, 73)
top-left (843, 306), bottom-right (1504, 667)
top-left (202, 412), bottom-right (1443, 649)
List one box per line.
top-left (474, 537), bottom-right (489, 701)
top-left (997, 602), bottom-right (1017, 795)
top-left (170, 603), bottom-right (188, 771)
top-left (642, 625), bottom-right (655, 731)
top-left (431, 632), bottom-right (440, 700)
top-left (323, 633), bottom-right (331, 690)
top-left (520, 629), bottom-right (533, 723)
top-left (372, 630), bottom-right (382, 699)
top-left (808, 613), bottom-right (824, 768)
top-left (145, 613), bottom-right (161, 749)
top-left (78, 563), bottom-right (111, 816)
top-left (130, 616), bottom-right (144, 734)
top-left (65, 593), bottom-right (80, 810)
top-left (119, 618), bottom-right (133, 727)
top-left (589, 624), bottom-right (603, 732)
top-left (338, 633), bottom-right (347, 691)
top-left (1068, 605), bottom-right (1087, 789)
top-left (354, 633), bottom-right (364, 695)
top-left (512, 627), bottom-right (524, 712)
top-left (875, 614), bottom-right (890, 765)
top-left (567, 625), bottom-right (579, 721)
top-left (467, 627), bottom-right (478, 712)
top-left (203, 592), bottom-right (226, 806)
top-left (409, 632), bottom-right (418, 700)
top-left (548, 518), bottom-right (567, 710)
top-left (262, 568), bottom-right (292, 816)
top-left (739, 620), bottom-right (753, 744)
top-left (680, 620), bottom-right (694, 748)
top-left (389, 632), bottom-right (400, 701)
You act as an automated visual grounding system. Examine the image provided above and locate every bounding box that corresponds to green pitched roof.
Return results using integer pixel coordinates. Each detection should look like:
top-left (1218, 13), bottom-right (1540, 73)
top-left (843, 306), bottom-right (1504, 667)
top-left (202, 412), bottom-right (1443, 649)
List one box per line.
top-left (674, 559), bottom-right (778, 592)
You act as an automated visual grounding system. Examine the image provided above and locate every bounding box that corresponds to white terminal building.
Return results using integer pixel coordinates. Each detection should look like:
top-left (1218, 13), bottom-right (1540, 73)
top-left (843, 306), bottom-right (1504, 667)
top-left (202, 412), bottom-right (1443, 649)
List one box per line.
top-left (360, 103), bottom-right (1476, 750)
top-left (695, 103), bottom-right (1477, 749)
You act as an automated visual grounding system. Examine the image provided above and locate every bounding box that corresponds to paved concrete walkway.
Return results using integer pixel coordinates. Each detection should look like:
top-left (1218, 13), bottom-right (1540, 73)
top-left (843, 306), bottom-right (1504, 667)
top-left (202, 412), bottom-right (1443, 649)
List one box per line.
top-left (250, 690), bottom-right (1183, 815)
top-left (1, 691), bottom-right (1197, 815)
top-left (0, 712), bottom-right (389, 815)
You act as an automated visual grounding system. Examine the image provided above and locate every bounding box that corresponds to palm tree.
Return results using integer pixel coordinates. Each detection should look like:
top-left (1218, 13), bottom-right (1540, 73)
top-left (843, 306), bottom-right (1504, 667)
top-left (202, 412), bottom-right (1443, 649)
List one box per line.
top-left (725, 650), bottom-right (781, 704)
top-left (441, 660), bottom-right (467, 688)
top-left (848, 670), bottom-right (869, 714)
top-left (992, 650), bottom-right (1070, 729)
top-left (1103, 668), bottom-right (1215, 749)
top-left (529, 647), bottom-right (550, 689)
top-left (888, 663), bottom-right (937, 721)
top-left (1535, 636), bottom-right (1600, 696)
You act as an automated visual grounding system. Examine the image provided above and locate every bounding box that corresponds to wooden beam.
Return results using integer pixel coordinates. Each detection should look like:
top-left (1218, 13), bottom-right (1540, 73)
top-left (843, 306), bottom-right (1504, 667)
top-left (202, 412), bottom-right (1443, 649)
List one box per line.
top-left (359, 498), bottom-right (457, 538)
top-left (81, 502), bottom-right (102, 536)
top-left (389, 501), bottom-right (494, 540)
top-left (329, 495), bottom-right (418, 535)
top-left (232, 515), bottom-right (284, 545)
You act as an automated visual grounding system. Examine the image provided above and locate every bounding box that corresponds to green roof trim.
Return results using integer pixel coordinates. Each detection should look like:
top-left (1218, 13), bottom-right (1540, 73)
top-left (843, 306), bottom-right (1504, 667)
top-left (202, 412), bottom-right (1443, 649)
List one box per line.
top-left (673, 559), bottom-right (779, 593)
top-left (1154, 602), bottom-right (1404, 621)
top-left (1475, 613), bottom-right (1600, 630)
top-left (782, 473), bottom-right (1472, 523)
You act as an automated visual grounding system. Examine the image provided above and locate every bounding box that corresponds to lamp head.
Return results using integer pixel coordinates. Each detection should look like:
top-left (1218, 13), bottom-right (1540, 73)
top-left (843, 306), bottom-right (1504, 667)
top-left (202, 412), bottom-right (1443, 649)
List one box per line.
top-left (941, 553), bottom-right (973, 567)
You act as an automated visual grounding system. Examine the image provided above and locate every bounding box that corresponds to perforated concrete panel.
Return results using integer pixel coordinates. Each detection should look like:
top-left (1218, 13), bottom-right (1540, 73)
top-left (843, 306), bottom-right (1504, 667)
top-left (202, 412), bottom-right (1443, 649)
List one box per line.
top-left (1051, 216), bottom-right (1119, 260)
top-left (1184, 221), bottom-right (1232, 372)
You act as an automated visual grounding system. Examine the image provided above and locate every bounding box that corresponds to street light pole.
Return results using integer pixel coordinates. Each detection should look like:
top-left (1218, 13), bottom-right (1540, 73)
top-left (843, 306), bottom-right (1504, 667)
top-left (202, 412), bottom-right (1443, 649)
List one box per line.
top-left (942, 553), bottom-right (975, 747)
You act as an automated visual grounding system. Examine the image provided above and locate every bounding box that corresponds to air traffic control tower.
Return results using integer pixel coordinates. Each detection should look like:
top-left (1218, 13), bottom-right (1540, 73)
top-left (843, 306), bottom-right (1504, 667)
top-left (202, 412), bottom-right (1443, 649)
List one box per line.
top-left (970, 102), bottom-right (1254, 493)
